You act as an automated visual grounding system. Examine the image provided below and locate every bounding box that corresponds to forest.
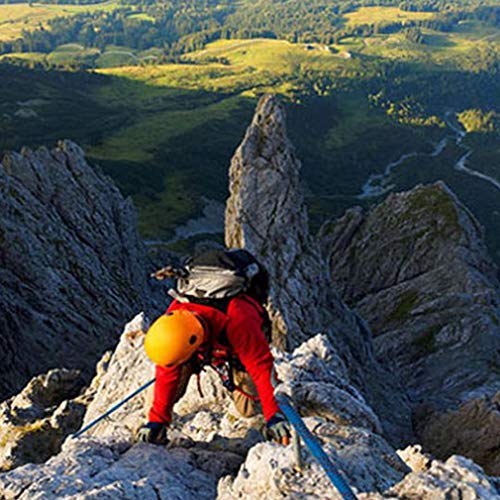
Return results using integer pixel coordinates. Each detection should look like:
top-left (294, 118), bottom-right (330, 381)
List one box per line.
top-left (0, 0), bottom-right (498, 60)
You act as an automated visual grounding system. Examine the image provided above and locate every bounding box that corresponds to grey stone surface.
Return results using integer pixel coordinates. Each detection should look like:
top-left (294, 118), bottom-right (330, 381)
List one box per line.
top-left (0, 368), bottom-right (87, 471)
top-left (320, 182), bottom-right (500, 472)
top-left (225, 94), bottom-right (412, 446)
top-left (388, 453), bottom-right (500, 500)
top-left (415, 391), bottom-right (500, 476)
top-left (0, 333), bottom-right (409, 499)
top-left (0, 141), bottom-right (165, 400)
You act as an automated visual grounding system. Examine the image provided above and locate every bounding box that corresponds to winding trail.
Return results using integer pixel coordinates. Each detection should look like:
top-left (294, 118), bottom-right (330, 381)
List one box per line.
top-left (357, 110), bottom-right (500, 199)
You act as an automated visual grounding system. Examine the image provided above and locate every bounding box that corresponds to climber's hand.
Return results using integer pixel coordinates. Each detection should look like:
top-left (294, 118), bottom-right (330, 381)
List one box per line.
top-left (136, 422), bottom-right (169, 445)
top-left (263, 412), bottom-right (291, 446)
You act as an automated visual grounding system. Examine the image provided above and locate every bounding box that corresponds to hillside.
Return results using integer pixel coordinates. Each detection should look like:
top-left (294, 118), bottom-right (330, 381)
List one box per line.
top-left (0, 0), bottom-right (499, 264)
top-left (0, 1), bottom-right (119, 43)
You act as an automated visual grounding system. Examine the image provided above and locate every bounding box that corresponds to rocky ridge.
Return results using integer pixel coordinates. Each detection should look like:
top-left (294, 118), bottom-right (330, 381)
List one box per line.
top-left (0, 141), bottom-right (164, 400)
top-left (225, 95), bottom-right (412, 445)
top-left (1, 315), bottom-right (498, 499)
top-left (320, 182), bottom-right (500, 474)
top-left (0, 96), bottom-right (499, 498)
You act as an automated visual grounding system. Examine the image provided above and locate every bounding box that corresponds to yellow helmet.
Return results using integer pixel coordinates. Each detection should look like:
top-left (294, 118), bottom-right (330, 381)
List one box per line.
top-left (144, 310), bottom-right (205, 367)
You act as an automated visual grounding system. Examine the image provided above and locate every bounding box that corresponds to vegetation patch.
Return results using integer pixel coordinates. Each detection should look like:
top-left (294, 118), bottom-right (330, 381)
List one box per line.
top-left (344, 7), bottom-right (436, 27)
top-left (412, 324), bottom-right (442, 355)
top-left (0, 1), bottom-right (119, 42)
top-left (458, 109), bottom-right (497, 133)
top-left (386, 289), bottom-right (420, 324)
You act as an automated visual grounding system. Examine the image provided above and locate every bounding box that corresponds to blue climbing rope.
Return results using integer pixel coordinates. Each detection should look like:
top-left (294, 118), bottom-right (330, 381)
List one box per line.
top-left (72, 378), bottom-right (156, 438)
top-left (276, 392), bottom-right (358, 500)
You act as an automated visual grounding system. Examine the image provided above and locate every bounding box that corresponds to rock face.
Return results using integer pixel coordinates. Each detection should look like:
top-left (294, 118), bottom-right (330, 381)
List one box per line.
top-left (0, 141), bottom-right (164, 400)
top-left (225, 95), bottom-right (412, 445)
top-left (320, 182), bottom-right (500, 473)
top-left (0, 368), bottom-right (87, 472)
top-left (1, 96), bottom-right (500, 500)
top-left (414, 392), bottom-right (500, 476)
top-left (2, 323), bottom-right (498, 499)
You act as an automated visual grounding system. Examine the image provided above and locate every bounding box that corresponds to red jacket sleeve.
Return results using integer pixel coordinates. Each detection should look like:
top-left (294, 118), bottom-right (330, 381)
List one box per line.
top-left (226, 297), bottom-right (280, 422)
top-left (148, 364), bottom-right (183, 424)
top-left (148, 301), bottom-right (186, 425)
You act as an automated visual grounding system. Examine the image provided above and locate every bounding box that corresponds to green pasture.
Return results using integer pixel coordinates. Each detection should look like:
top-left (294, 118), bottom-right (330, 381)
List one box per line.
top-left (0, 1), bottom-right (119, 42)
top-left (343, 6), bottom-right (436, 26)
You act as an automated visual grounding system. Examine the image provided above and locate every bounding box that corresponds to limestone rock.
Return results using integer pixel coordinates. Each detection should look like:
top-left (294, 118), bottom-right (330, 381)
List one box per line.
top-left (0, 368), bottom-right (87, 471)
top-left (273, 335), bottom-right (382, 435)
top-left (225, 94), bottom-right (412, 445)
top-left (0, 141), bottom-right (165, 400)
top-left (81, 313), bottom-right (155, 441)
top-left (0, 437), bottom-right (228, 500)
top-left (397, 445), bottom-right (433, 473)
top-left (321, 182), bottom-right (500, 470)
top-left (221, 431), bottom-right (500, 500)
top-left (415, 392), bottom-right (500, 475)
top-left (0, 331), bottom-right (410, 499)
top-left (388, 455), bottom-right (500, 499)
top-left (218, 420), bottom-right (408, 500)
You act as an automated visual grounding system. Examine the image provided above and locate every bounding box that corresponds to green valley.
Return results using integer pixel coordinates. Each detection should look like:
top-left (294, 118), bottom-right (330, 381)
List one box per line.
top-left (0, 0), bottom-right (498, 260)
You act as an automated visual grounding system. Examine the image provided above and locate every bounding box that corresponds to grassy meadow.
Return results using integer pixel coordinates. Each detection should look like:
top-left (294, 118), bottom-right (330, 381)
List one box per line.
top-left (0, 1), bottom-right (118, 42)
top-left (344, 6), bottom-right (436, 26)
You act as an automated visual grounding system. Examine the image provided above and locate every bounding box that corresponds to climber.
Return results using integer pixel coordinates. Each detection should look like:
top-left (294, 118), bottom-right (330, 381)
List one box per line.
top-left (136, 249), bottom-right (291, 447)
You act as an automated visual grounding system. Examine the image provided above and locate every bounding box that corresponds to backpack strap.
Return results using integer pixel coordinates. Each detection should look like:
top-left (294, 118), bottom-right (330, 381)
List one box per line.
top-left (168, 288), bottom-right (190, 303)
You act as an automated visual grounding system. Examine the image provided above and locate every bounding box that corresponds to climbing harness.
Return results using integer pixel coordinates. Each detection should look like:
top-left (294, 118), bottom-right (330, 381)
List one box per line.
top-left (72, 378), bottom-right (156, 438)
top-left (275, 392), bottom-right (358, 500)
top-left (208, 361), bottom-right (259, 401)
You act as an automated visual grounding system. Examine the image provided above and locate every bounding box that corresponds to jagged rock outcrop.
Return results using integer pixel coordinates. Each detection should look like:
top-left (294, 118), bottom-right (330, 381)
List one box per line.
top-left (0, 368), bottom-right (87, 471)
top-left (320, 182), bottom-right (500, 473)
top-left (225, 95), bottom-right (412, 445)
top-left (0, 140), bottom-right (165, 400)
top-left (221, 441), bottom-right (500, 500)
top-left (1, 97), bottom-right (500, 499)
top-left (2, 323), bottom-right (498, 499)
top-left (388, 452), bottom-right (500, 499)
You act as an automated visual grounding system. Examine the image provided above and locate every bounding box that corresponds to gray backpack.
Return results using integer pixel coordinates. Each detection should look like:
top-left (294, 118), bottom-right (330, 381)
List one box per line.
top-left (153, 249), bottom-right (267, 303)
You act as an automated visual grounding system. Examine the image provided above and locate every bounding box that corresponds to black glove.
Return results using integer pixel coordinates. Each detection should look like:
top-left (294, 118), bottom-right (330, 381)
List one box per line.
top-left (263, 412), bottom-right (291, 446)
top-left (136, 422), bottom-right (169, 445)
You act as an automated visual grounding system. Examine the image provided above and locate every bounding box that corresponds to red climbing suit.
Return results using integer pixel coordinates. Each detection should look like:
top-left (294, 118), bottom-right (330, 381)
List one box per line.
top-left (149, 294), bottom-right (280, 424)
